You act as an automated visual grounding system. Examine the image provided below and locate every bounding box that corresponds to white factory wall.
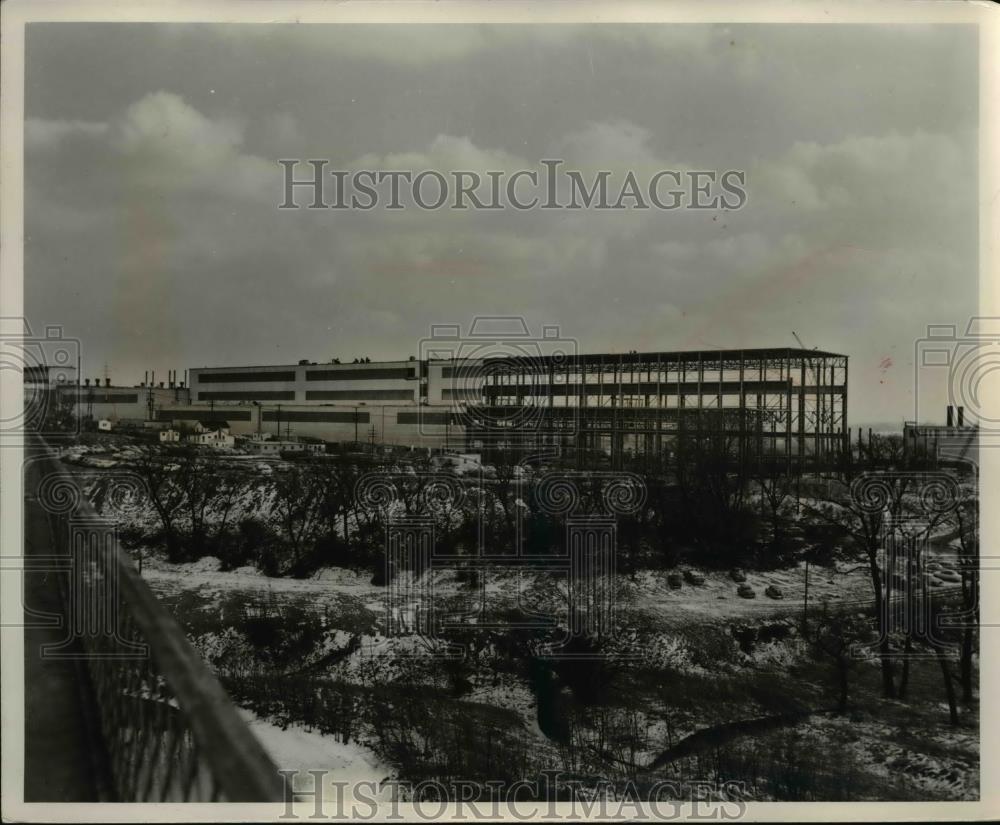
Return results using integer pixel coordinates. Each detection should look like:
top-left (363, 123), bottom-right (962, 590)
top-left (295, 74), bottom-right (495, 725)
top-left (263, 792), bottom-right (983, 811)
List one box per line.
top-left (189, 361), bottom-right (424, 405)
top-left (156, 403), bottom-right (466, 448)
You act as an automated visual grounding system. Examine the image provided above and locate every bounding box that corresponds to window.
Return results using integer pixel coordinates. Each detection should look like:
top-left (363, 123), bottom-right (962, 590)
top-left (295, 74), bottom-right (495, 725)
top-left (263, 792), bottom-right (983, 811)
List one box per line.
top-left (305, 390), bottom-right (413, 401)
top-left (262, 410), bottom-right (370, 423)
top-left (197, 371), bottom-right (296, 383)
top-left (397, 411), bottom-right (454, 425)
top-left (199, 391), bottom-right (296, 401)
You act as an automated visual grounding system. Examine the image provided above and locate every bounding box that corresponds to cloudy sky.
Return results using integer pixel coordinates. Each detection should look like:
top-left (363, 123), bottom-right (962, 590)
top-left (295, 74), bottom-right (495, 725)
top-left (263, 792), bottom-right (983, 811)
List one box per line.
top-left (25, 23), bottom-right (977, 425)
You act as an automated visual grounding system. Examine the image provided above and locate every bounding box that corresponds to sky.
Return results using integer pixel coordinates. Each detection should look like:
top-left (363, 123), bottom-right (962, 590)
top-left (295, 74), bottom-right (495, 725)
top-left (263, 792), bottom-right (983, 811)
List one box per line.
top-left (24, 23), bottom-right (978, 426)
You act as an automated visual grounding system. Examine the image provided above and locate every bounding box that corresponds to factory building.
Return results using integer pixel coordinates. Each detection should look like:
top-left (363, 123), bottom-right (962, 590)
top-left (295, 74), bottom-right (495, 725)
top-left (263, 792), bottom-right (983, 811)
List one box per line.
top-left (903, 405), bottom-right (979, 467)
top-left (149, 403), bottom-right (463, 449)
top-left (47, 347), bottom-right (849, 464)
top-left (187, 358), bottom-right (481, 407)
top-left (463, 347), bottom-right (849, 467)
top-left (56, 378), bottom-right (191, 427)
top-left (179, 357), bottom-right (477, 447)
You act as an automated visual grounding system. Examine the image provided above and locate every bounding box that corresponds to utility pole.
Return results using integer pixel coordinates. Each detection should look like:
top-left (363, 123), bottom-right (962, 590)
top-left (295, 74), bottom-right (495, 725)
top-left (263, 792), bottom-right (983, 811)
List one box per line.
top-left (803, 560), bottom-right (810, 635)
top-left (76, 352), bottom-right (82, 430)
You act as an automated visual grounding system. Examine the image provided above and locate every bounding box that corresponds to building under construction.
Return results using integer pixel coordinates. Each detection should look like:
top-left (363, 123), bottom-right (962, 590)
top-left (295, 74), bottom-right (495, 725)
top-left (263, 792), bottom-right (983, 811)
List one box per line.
top-left (44, 346), bottom-right (848, 466)
top-left (458, 347), bottom-right (849, 469)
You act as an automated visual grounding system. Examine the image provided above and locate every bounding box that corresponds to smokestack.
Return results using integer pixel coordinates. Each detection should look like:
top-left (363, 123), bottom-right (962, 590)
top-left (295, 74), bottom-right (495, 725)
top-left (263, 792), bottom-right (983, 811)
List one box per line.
top-left (84, 378), bottom-right (90, 386)
top-left (105, 378), bottom-right (111, 387)
top-left (958, 406), bottom-right (965, 427)
top-left (947, 405), bottom-right (954, 427)
top-left (144, 371), bottom-right (148, 386)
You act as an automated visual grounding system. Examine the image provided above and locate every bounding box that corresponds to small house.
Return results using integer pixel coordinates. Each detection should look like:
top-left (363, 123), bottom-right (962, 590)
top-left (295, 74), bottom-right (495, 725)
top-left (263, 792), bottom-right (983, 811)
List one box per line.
top-left (192, 419), bottom-right (231, 435)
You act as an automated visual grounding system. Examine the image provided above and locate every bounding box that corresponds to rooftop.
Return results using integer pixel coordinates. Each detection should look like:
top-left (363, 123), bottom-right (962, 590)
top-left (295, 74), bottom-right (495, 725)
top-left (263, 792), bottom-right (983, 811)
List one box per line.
top-left (188, 347), bottom-right (847, 373)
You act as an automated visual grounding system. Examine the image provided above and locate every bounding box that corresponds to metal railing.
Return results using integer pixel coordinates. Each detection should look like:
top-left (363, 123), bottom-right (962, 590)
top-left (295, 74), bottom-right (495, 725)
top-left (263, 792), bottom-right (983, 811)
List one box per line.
top-left (27, 440), bottom-right (283, 802)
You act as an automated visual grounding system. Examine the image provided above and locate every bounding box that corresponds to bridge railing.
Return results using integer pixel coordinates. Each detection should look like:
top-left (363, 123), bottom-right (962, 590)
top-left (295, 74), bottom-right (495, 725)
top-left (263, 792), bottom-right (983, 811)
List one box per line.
top-left (28, 444), bottom-right (284, 802)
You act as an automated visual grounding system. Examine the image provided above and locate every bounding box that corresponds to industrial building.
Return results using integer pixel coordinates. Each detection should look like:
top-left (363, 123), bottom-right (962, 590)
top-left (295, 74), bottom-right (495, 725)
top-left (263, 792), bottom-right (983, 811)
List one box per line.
top-left (55, 376), bottom-right (191, 427)
top-left (46, 347), bottom-right (849, 466)
top-left (462, 347), bottom-right (849, 467)
top-left (903, 405), bottom-right (979, 467)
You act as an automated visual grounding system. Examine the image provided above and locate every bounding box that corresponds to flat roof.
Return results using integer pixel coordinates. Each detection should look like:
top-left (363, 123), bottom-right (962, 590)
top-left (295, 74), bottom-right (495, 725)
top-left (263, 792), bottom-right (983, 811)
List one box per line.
top-left (480, 347), bottom-right (848, 365)
top-left (190, 361), bottom-right (414, 371)
top-left (189, 347), bottom-right (845, 372)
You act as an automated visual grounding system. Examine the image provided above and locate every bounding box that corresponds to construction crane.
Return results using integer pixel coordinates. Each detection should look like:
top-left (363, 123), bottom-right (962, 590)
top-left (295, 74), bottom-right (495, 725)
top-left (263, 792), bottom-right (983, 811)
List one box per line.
top-left (791, 331), bottom-right (816, 352)
top-left (792, 330), bottom-right (821, 381)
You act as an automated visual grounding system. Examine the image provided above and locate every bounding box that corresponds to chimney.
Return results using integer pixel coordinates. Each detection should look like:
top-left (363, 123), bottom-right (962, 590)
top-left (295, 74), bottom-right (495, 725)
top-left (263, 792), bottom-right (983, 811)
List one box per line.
top-left (947, 405), bottom-right (954, 427)
top-left (84, 378), bottom-right (90, 386)
top-left (958, 406), bottom-right (965, 427)
top-left (105, 378), bottom-right (111, 387)
top-left (159, 381), bottom-right (164, 388)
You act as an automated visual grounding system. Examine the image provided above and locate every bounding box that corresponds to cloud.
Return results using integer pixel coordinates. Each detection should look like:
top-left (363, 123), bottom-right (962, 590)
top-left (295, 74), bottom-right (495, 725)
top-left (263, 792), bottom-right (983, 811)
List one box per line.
top-left (106, 91), bottom-right (277, 200)
top-left (755, 130), bottom-right (974, 241)
top-left (25, 117), bottom-right (107, 149)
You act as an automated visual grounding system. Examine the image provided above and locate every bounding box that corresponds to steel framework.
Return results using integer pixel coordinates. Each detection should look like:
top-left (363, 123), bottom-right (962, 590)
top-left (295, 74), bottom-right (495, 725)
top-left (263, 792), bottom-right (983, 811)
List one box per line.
top-left (459, 347), bottom-right (848, 469)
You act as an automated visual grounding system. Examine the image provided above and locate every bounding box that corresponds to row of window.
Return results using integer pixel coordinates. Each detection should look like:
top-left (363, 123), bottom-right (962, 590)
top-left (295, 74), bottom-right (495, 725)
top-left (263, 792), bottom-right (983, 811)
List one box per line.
top-left (195, 367), bottom-right (416, 383)
top-left (154, 407), bottom-right (458, 426)
top-left (156, 409), bottom-right (253, 421)
top-left (69, 393), bottom-right (141, 404)
top-left (197, 390), bottom-right (416, 402)
top-left (396, 411), bottom-right (456, 425)
top-left (262, 410), bottom-right (370, 423)
top-left (197, 371), bottom-right (297, 383)
top-left (198, 391), bottom-right (296, 401)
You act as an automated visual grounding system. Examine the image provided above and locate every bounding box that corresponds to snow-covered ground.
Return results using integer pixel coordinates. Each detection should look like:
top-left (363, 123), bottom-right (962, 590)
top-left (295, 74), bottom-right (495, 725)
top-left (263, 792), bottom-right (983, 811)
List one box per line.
top-left (238, 708), bottom-right (397, 800)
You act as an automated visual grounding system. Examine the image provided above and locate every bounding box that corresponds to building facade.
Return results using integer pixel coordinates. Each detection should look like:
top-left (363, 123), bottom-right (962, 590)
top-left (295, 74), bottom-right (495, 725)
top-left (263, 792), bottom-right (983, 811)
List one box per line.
top-left (52, 347), bottom-right (848, 463)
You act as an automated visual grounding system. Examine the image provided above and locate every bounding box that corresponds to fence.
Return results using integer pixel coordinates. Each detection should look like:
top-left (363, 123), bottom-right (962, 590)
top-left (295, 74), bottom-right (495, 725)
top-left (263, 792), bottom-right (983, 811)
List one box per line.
top-left (28, 442), bottom-right (284, 802)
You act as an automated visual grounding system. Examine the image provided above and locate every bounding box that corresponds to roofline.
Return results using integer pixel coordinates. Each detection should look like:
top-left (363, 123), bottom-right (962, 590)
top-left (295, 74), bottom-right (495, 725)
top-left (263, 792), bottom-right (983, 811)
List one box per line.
top-left (189, 347), bottom-right (847, 372)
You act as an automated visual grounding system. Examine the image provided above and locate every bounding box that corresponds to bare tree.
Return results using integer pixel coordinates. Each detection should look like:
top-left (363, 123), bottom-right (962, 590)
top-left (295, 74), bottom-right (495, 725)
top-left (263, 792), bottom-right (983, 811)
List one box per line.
top-left (941, 475), bottom-right (978, 704)
top-left (270, 465), bottom-right (323, 572)
top-left (755, 469), bottom-right (794, 553)
top-left (132, 445), bottom-right (187, 561)
top-left (808, 611), bottom-right (869, 712)
top-left (808, 474), bottom-right (911, 698)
